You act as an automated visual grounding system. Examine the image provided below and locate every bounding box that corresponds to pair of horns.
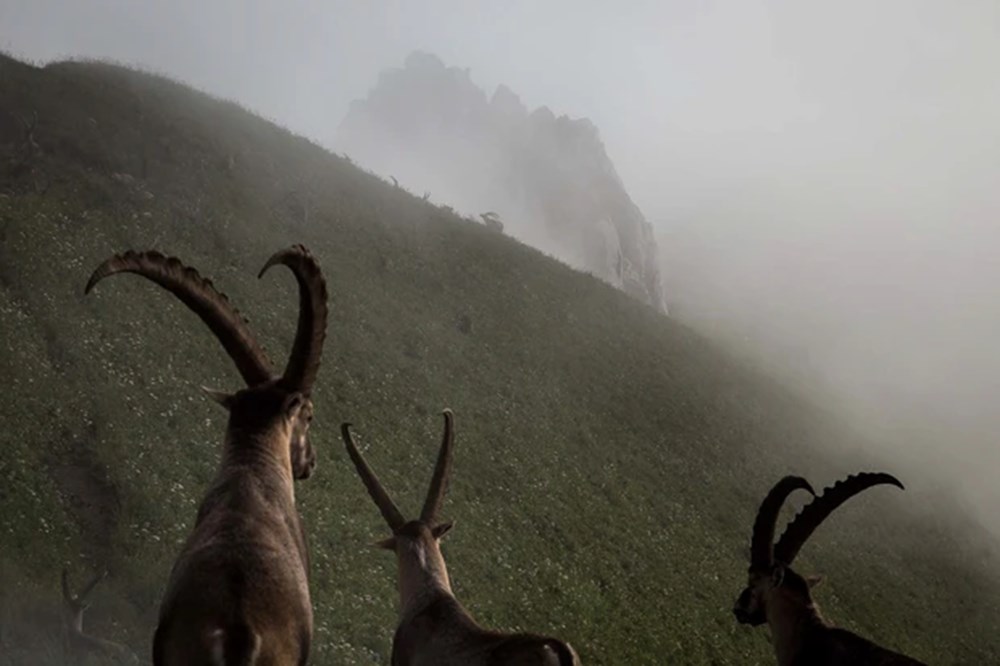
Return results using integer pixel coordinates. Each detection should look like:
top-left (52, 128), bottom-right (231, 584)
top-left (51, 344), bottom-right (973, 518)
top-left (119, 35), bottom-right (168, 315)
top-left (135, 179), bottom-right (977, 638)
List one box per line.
top-left (341, 410), bottom-right (455, 531)
top-left (85, 245), bottom-right (328, 392)
top-left (61, 568), bottom-right (107, 613)
top-left (750, 472), bottom-right (905, 569)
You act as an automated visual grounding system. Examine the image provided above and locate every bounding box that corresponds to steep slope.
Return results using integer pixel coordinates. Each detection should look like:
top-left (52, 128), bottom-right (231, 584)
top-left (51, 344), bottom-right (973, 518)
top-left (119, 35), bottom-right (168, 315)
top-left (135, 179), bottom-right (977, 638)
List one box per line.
top-left (0, 54), bottom-right (998, 665)
top-left (335, 52), bottom-right (667, 312)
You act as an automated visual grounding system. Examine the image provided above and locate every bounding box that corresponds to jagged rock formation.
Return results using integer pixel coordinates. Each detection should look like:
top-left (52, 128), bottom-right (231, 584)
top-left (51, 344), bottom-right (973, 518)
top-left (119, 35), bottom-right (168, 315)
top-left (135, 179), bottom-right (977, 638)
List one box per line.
top-left (335, 52), bottom-right (667, 312)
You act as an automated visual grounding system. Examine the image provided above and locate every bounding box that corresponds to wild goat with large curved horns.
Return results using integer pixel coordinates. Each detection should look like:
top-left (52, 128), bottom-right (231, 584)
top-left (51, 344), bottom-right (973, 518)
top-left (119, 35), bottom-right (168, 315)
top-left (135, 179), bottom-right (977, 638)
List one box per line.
top-left (85, 245), bottom-right (328, 665)
top-left (733, 472), bottom-right (926, 665)
top-left (342, 410), bottom-right (581, 665)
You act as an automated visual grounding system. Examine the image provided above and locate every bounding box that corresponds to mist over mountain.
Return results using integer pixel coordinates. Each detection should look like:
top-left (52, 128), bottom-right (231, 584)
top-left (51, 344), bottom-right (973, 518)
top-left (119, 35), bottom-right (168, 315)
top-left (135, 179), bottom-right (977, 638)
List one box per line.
top-left (335, 51), bottom-right (667, 312)
top-left (3, 36), bottom-right (1000, 664)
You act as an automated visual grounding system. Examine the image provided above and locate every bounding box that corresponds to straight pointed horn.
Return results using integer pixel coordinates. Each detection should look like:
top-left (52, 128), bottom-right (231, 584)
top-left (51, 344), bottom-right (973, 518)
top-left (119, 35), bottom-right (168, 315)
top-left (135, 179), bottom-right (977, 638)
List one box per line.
top-left (774, 472), bottom-right (905, 565)
top-left (420, 409), bottom-right (455, 524)
top-left (341, 423), bottom-right (406, 530)
top-left (85, 251), bottom-right (273, 386)
top-left (258, 245), bottom-right (328, 393)
top-left (61, 569), bottom-right (74, 608)
top-left (750, 476), bottom-right (815, 569)
top-left (77, 570), bottom-right (108, 601)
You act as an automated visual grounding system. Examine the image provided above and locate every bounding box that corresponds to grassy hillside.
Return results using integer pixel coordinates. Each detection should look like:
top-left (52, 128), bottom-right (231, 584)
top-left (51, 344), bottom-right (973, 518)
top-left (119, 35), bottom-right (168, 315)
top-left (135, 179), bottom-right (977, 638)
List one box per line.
top-left (1, 54), bottom-right (998, 664)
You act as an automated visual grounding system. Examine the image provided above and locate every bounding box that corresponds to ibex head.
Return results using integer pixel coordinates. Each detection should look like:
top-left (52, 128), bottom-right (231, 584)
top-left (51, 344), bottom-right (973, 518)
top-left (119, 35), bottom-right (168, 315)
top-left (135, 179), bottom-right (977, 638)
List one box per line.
top-left (61, 568), bottom-right (106, 633)
top-left (733, 472), bottom-right (904, 626)
top-left (86, 245), bottom-right (327, 480)
top-left (341, 410), bottom-right (455, 557)
top-left (206, 384), bottom-right (317, 480)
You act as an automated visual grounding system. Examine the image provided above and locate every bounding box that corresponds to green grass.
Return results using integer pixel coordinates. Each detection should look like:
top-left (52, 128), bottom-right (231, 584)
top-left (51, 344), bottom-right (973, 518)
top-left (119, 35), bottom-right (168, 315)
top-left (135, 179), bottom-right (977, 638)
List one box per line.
top-left (1, 53), bottom-right (998, 664)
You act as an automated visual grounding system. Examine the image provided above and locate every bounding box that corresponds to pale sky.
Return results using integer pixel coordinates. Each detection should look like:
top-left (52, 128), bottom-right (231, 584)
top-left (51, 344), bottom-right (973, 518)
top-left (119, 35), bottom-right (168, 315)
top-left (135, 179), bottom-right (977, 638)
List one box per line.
top-left (3, 0), bottom-right (1000, 528)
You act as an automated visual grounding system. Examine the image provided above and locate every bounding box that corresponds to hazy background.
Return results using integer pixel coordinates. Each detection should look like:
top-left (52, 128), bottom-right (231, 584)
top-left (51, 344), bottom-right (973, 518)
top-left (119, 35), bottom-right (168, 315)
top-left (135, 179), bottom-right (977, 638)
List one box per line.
top-left (2, 1), bottom-right (999, 530)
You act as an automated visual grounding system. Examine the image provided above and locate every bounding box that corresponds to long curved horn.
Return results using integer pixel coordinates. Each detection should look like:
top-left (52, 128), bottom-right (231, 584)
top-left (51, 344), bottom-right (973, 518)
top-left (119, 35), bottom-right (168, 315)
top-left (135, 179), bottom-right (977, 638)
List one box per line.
top-left (750, 476), bottom-right (815, 569)
top-left (85, 251), bottom-right (273, 386)
top-left (258, 245), bottom-right (328, 393)
top-left (774, 472), bottom-right (905, 565)
top-left (341, 423), bottom-right (406, 530)
top-left (420, 409), bottom-right (455, 523)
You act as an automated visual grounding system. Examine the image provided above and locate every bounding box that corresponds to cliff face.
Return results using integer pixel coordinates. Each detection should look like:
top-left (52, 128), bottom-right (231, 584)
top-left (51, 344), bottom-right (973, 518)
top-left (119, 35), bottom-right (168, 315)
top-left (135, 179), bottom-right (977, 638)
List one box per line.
top-left (335, 52), bottom-right (667, 312)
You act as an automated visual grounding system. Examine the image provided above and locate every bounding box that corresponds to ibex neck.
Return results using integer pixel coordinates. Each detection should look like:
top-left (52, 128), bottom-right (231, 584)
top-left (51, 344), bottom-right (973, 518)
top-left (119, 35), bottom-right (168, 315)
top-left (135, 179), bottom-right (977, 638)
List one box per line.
top-left (397, 541), bottom-right (454, 618)
top-left (221, 428), bottom-right (294, 489)
top-left (769, 598), bottom-right (827, 666)
top-left (68, 611), bottom-right (84, 633)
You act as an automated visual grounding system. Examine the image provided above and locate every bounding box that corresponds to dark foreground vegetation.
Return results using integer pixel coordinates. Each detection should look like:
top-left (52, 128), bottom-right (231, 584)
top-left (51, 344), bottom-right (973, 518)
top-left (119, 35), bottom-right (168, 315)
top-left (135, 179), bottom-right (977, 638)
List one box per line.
top-left (0, 53), bottom-right (998, 664)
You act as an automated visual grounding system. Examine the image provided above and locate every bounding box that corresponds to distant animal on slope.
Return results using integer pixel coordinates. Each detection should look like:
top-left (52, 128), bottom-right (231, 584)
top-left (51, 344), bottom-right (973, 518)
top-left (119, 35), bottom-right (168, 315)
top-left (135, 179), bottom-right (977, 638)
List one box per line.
top-left (479, 211), bottom-right (504, 233)
top-left (86, 245), bottom-right (328, 665)
top-left (342, 410), bottom-right (581, 665)
top-left (733, 473), bottom-right (926, 665)
top-left (61, 568), bottom-right (138, 663)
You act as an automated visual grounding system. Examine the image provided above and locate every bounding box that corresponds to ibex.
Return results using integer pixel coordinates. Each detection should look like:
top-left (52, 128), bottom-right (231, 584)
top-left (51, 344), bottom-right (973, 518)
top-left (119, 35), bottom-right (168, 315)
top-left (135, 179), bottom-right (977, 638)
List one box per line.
top-left (479, 211), bottom-right (504, 234)
top-left (733, 473), bottom-right (926, 665)
top-left (61, 568), bottom-right (138, 663)
top-left (342, 410), bottom-right (581, 665)
top-left (85, 245), bottom-right (328, 665)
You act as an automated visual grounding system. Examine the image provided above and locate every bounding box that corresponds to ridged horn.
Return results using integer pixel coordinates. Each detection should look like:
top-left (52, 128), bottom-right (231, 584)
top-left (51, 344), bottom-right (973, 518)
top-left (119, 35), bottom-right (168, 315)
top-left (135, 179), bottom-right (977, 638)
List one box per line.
top-left (750, 476), bottom-right (815, 569)
top-left (774, 472), bottom-right (905, 565)
top-left (258, 245), bottom-right (328, 393)
top-left (341, 423), bottom-right (406, 530)
top-left (85, 250), bottom-right (273, 386)
top-left (420, 409), bottom-right (455, 524)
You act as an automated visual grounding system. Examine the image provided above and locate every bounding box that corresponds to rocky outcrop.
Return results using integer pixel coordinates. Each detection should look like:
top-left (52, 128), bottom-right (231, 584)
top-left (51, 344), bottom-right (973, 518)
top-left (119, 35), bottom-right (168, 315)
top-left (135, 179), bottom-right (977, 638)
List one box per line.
top-left (335, 52), bottom-right (667, 311)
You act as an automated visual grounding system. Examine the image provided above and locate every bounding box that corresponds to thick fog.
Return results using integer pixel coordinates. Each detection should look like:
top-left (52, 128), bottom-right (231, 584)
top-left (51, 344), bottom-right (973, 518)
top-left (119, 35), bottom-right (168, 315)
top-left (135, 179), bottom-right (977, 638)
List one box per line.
top-left (3, 1), bottom-right (1000, 528)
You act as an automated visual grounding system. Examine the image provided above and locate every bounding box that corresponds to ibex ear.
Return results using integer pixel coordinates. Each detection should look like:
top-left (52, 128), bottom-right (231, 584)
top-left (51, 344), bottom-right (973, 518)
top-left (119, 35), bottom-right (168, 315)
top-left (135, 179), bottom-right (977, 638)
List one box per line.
top-left (283, 392), bottom-right (305, 419)
top-left (431, 521), bottom-right (454, 540)
top-left (770, 564), bottom-right (786, 588)
top-left (805, 574), bottom-right (824, 589)
top-left (375, 536), bottom-right (397, 550)
top-left (201, 386), bottom-right (235, 410)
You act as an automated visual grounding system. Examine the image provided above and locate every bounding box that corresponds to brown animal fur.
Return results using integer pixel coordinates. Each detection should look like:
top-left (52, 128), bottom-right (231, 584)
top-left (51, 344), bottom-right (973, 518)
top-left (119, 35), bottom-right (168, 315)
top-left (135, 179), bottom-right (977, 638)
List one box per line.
top-left (733, 473), bottom-right (926, 666)
top-left (342, 411), bottom-right (581, 666)
top-left (87, 246), bottom-right (328, 665)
